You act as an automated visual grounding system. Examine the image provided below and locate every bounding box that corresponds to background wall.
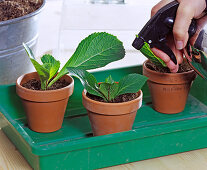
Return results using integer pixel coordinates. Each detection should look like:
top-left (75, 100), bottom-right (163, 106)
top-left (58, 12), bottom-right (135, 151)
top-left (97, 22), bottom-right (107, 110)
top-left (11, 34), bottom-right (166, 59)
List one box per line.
top-left (37, 0), bottom-right (160, 70)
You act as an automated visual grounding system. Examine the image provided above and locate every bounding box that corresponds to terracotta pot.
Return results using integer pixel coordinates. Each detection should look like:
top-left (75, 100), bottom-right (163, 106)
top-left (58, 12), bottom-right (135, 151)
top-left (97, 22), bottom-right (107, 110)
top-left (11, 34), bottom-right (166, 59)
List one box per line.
top-left (82, 90), bottom-right (143, 136)
top-left (143, 60), bottom-right (197, 114)
top-left (16, 72), bottom-right (74, 133)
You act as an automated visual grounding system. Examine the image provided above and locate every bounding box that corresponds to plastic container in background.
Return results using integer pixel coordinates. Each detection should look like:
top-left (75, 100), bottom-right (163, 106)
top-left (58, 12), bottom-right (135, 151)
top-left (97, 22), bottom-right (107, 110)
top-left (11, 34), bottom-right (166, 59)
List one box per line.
top-left (58, 0), bottom-right (160, 71)
top-left (0, 0), bottom-right (45, 85)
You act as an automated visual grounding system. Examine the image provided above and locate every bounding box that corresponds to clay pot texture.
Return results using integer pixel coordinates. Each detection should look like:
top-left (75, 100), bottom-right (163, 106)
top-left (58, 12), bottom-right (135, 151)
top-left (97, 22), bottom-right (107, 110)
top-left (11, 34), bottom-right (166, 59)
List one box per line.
top-left (143, 60), bottom-right (197, 114)
top-left (16, 72), bottom-right (74, 133)
top-left (82, 90), bottom-right (143, 136)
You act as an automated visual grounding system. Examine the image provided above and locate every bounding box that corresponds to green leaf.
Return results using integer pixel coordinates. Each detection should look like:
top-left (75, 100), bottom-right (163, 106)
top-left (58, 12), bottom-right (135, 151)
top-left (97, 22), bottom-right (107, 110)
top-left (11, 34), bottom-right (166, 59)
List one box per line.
top-left (41, 54), bottom-right (60, 82)
top-left (139, 39), bottom-right (166, 67)
top-left (191, 47), bottom-right (207, 80)
top-left (23, 43), bottom-right (50, 90)
top-left (67, 69), bottom-right (147, 102)
top-left (23, 43), bottom-right (35, 59)
top-left (67, 67), bottom-right (105, 99)
top-left (199, 51), bottom-right (207, 72)
top-left (49, 32), bottom-right (125, 87)
top-left (23, 48), bottom-right (61, 89)
top-left (105, 75), bottom-right (115, 84)
top-left (66, 32), bottom-right (125, 69)
top-left (99, 82), bottom-right (119, 102)
top-left (117, 73), bottom-right (148, 96)
top-left (30, 59), bottom-right (50, 90)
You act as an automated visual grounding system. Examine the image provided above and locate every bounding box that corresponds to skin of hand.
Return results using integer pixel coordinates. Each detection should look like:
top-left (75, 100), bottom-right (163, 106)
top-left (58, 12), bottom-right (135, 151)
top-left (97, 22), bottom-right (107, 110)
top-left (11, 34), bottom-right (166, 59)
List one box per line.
top-left (151, 0), bottom-right (207, 72)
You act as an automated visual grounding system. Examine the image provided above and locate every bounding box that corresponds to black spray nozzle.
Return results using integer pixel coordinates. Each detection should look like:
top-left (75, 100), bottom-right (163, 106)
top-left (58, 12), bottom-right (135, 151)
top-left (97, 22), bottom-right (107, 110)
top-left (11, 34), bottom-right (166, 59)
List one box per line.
top-left (132, 37), bottom-right (145, 50)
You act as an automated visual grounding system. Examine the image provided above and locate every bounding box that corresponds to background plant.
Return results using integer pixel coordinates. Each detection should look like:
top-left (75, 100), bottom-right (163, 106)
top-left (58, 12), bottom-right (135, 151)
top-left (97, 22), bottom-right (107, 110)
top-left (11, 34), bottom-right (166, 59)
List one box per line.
top-left (23, 32), bottom-right (125, 90)
top-left (67, 67), bottom-right (148, 102)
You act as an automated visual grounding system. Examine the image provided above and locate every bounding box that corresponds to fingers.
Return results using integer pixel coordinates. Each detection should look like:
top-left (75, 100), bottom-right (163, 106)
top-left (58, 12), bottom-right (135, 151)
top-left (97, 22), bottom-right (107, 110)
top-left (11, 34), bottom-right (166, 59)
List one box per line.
top-left (173, 0), bottom-right (206, 49)
top-left (173, 1), bottom-right (195, 50)
top-left (150, 0), bottom-right (182, 72)
top-left (150, 0), bottom-right (206, 72)
top-left (176, 50), bottom-right (183, 64)
top-left (151, 0), bottom-right (174, 17)
top-left (151, 48), bottom-right (179, 73)
top-left (166, 34), bottom-right (183, 64)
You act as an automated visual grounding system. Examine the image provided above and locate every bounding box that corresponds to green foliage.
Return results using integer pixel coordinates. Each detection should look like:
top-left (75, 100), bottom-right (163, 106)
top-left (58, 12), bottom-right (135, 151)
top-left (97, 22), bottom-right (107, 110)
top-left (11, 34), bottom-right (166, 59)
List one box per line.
top-left (23, 43), bottom-right (60, 90)
top-left (99, 83), bottom-right (119, 102)
top-left (29, 58), bottom-right (50, 90)
top-left (191, 46), bottom-right (207, 80)
top-left (23, 32), bottom-right (125, 90)
top-left (48, 32), bottom-right (125, 87)
top-left (136, 35), bottom-right (166, 67)
top-left (117, 73), bottom-right (148, 96)
top-left (65, 68), bottom-right (103, 98)
top-left (67, 67), bottom-right (148, 102)
top-left (41, 54), bottom-right (60, 82)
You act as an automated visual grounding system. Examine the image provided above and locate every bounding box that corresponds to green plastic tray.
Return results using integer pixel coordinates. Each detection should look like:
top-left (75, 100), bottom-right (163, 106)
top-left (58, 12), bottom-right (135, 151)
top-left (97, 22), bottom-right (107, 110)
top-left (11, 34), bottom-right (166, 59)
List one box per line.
top-left (0, 65), bottom-right (207, 170)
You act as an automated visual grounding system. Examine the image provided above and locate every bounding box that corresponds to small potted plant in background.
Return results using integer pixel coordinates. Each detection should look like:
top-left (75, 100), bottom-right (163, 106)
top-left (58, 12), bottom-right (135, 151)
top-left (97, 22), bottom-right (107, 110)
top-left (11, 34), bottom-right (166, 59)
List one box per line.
top-left (140, 42), bottom-right (197, 114)
top-left (67, 68), bottom-right (148, 136)
top-left (16, 32), bottom-right (125, 133)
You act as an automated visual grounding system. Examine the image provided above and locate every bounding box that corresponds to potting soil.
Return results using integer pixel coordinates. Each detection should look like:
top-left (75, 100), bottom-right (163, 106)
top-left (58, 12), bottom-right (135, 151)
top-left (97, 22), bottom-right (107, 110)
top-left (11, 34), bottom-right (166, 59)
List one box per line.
top-left (22, 79), bottom-right (70, 91)
top-left (0, 0), bottom-right (43, 21)
top-left (146, 60), bottom-right (192, 73)
top-left (86, 92), bottom-right (140, 103)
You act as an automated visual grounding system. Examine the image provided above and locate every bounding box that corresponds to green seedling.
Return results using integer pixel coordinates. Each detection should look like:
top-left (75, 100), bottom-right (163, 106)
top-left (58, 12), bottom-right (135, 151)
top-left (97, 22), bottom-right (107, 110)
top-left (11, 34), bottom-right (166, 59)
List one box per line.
top-left (67, 67), bottom-right (148, 102)
top-left (23, 32), bottom-right (125, 90)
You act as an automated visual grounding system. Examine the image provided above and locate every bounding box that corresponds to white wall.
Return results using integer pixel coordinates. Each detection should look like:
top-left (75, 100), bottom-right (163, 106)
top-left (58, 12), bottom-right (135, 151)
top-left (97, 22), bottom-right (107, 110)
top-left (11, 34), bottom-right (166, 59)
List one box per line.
top-left (37, 0), bottom-right (160, 70)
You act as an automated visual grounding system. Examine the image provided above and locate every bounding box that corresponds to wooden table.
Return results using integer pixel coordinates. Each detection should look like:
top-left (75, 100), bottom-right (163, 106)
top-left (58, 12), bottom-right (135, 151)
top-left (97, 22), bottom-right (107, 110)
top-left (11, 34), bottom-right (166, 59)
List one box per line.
top-left (1, 129), bottom-right (207, 170)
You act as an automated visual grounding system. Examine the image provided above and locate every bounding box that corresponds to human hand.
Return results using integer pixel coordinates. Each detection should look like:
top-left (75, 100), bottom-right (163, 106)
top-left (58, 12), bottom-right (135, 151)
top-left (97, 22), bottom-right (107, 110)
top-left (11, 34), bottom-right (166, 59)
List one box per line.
top-left (151, 0), bottom-right (207, 72)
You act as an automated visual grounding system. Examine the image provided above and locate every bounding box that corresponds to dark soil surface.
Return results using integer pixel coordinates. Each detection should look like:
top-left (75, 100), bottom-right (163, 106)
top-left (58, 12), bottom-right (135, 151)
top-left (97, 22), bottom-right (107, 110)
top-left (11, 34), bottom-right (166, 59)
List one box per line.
top-left (22, 79), bottom-right (70, 91)
top-left (86, 92), bottom-right (140, 103)
top-left (146, 60), bottom-right (192, 73)
top-left (0, 0), bottom-right (43, 22)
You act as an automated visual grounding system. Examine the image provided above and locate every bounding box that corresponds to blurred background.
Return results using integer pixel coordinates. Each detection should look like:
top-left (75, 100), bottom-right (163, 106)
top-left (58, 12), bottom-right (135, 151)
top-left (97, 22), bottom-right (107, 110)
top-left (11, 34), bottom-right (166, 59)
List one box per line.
top-left (37, 0), bottom-right (160, 71)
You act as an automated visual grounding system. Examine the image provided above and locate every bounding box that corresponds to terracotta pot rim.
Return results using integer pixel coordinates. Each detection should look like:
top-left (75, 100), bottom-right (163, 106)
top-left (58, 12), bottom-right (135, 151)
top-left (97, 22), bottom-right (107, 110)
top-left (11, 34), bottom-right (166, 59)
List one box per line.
top-left (16, 71), bottom-right (74, 93)
top-left (82, 89), bottom-right (143, 106)
top-left (143, 60), bottom-right (195, 76)
top-left (16, 72), bottom-right (74, 102)
top-left (143, 60), bottom-right (197, 84)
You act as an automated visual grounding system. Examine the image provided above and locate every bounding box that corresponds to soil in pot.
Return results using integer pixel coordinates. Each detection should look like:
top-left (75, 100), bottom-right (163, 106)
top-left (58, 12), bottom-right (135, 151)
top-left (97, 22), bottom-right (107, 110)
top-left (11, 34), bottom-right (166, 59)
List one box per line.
top-left (86, 92), bottom-right (140, 103)
top-left (83, 90), bottom-right (143, 136)
top-left (22, 79), bottom-right (70, 91)
top-left (0, 0), bottom-right (43, 21)
top-left (16, 72), bottom-right (74, 133)
top-left (143, 60), bottom-right (197, 114)
top-left (146, 60), bottom-right (193, 73)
